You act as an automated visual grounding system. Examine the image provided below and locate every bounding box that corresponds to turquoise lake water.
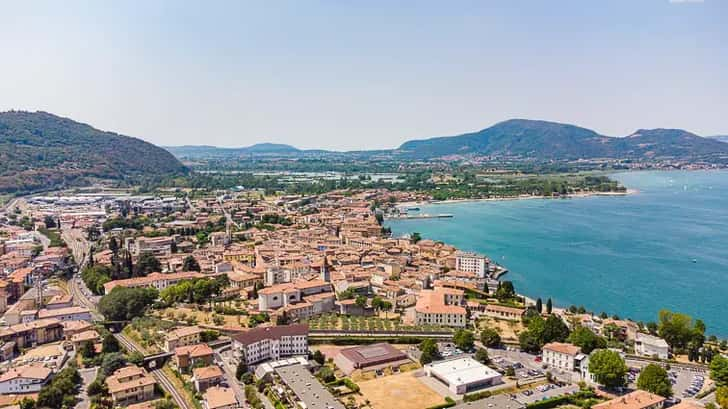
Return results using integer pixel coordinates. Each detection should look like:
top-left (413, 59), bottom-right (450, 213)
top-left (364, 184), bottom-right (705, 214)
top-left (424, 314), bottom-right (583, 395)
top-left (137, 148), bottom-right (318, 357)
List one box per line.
top-left (387, 170), bottom-right (728, 337)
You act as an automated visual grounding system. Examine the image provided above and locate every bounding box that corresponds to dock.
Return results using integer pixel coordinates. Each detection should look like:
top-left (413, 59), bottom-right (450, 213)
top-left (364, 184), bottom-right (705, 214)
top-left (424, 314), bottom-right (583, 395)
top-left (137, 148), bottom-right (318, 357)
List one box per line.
top-left (384, 213), bottom-right (454, 220)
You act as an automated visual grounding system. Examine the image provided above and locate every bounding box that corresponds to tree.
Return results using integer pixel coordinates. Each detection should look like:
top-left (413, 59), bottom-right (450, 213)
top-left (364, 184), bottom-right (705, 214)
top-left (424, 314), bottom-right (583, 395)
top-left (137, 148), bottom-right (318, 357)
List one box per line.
top-left (474, 348), bottom-right (490, 364)
top-left (535, 298), bottom-right (543, 314)
top-left (568, 326), bottom-right (607, 354)
top-left (99, 287), bottom-right (158, 321)
top-left (109, 237), bottom-right (119, 255)
top-left (236, 361), bottom-right (248, 380)
top-left (637, 364), bottom-right (673, 397)
top-left (43, 215), bottom-right (56, 228)
top-left (711, 355), bottom-right (728, 387)
top-left (658, 309), bottom-right (703, 350)
top-left (495, 281), bottom-right (516, 301)
top-left (312, 350), bottom-right (326, 365)
top-left (134, 252), bottom-right (161, 277)
top-left (182, 255), bottom-right (201, 272)
top-left (79, 340), bottom-right (96, 359)
top-left (546, 298), bottom-right (553, 314)
top-left (716, 386), bottom-right (728, 409)
top-left (316, 366), bottom-right (335, 383)
top-left (410, 232), bottom-right (422, 244)
top-left (542, 315), bottom-right (570, 344)
top-left (86, 379), bottom-right (107, 396)
top-left (453, 329), bottom-right (475, 351)
top-left (99, 352), bottom-right (127, 378)
top-left (19, 397), bottom-right (35, 409)
top-left (355, 295), bottom-right (367, 308)
top-left (419, 339), bottom-right (439, 364)
top-left (480, 327), bottom-right (501, 348)
top-left (102, 334), bottom-right (120, 353)
top-left (588, 349), bottom-right (628, 389)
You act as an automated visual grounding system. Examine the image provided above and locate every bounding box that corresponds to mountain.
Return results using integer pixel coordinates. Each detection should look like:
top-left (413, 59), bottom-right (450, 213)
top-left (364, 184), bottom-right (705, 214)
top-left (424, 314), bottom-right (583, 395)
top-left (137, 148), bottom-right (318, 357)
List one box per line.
top-left (709, 135), bottom-right (728, 144)
top-left (0, 111), bottom-right (187, 194)
top-left (396, 119), bottom-right (728, 161)
top-left (165, 143), bottom-right (301, 158)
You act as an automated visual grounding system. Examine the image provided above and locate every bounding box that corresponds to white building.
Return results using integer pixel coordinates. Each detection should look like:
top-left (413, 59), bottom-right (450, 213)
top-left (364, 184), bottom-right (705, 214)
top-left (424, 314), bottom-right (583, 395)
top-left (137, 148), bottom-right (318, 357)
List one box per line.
top-left (455, 251), bottom-right (489, 278)
top-left (0, 365), bottom-right (52, 394)
top-left (232, 324), bottom-right (308, 365)
top-left (425, 357), bottom-right (502, 394)
top-left (37, 306), bottom-right (92, 322)
top-left (635, 333), bottom-right (669, 359)
top-left (542, 342), bottom-right (582, 372)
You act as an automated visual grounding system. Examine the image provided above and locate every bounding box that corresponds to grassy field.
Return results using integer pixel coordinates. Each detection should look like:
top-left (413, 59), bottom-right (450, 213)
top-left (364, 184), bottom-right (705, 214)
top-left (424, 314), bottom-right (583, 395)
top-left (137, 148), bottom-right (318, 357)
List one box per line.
top-left (356, 372), bottom-right (445, 409)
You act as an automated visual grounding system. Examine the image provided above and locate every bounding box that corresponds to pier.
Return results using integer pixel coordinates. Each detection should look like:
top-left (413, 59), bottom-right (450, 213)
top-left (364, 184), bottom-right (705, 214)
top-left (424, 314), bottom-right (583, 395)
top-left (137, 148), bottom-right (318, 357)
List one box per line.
top-left (384, 213), bottom-right (454, 220)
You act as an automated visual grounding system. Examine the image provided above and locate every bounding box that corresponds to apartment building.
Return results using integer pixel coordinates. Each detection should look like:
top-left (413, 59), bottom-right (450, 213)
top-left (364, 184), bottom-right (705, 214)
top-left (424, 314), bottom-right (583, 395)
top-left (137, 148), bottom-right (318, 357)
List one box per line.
top-left (103, 271), bottom-right (205, 294)
top-left (542, 342), bottom-right (582, 371)
top-left (106, 366), bottom-right (156, 406)
top-left (455, 251), bottom-right (489, 278)
top-left (0, 365), bottom-right (52, 394)
top-left (232, 324), bottom-right (308, 365)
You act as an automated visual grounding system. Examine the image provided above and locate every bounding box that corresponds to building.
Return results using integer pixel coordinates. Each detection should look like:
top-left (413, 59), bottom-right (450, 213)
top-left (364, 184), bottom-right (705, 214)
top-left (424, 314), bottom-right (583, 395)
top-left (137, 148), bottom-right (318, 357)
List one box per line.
top-left (125, 236), bottom-right (175, 257)
top-left (105, 366), bottom-right (157, 406)
top-left (592, 390), bottom-right (666, 409)
top-left (542, 342), bottom-right (582, 372)
top-left (452, 394), bottom-right (525, 409)
top-left (0, 318), bottom-right (64, 349)
top-left (483, 305), bottom-right (526, 321)
top-left (165, 326), bottom-right (204, 352)
top-left (193, 365), bottom-right (224, 392)
top-left (274, 363), bottom-right (345, 409)
top-left (232, 324), bottom-right (308, 365)
top-left (635, 333), bottom-right (669, 360)
top-left (333, 343), bottom-right (411, 375)
top-left (455, 252), bottom-right (489, 278)
top-left (203, 386), bottom-right (240, 409)
top-left (415, 288), bottom-right (467, 328)
top-left (425, 357), bottom-right (502, 394)
top-left (0, 365), bottom-right (52, 394)
top-left (175, 343), bottom-right (214, 372)
top-left (103, 271), bottom-right (205, 294)
top-left (70, 329), bottom-right (101, 349)
top-left (37, 306), bottom-right (92, 322)
top-left (258, 279), bottom-right (335, 320)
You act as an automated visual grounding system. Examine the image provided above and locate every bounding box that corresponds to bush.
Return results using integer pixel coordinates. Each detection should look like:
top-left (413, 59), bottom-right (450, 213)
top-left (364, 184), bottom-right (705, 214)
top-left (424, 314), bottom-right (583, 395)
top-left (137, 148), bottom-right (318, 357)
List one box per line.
top-left (427, 397), bottom-right (456, 409)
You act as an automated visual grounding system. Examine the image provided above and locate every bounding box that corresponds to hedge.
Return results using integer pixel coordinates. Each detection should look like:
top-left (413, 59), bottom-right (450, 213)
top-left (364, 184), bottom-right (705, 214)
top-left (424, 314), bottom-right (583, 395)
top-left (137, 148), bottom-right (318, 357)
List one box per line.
top-left (426, 397), bottom-right (456, 409)
top-left (526, 395), bottom-right (571, 409)
top-left (463, 390), bottom-right (492, 402)
top-left (326, 378), bottom-right (360, 393)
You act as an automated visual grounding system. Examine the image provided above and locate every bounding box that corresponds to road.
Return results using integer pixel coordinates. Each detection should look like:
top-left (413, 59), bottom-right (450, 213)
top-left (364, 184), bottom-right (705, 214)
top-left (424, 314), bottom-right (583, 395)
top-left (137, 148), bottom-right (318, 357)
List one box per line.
top-left (75, 367), bottom-right (99, 409)
top-left (214, 350), bottom-right (247, 406)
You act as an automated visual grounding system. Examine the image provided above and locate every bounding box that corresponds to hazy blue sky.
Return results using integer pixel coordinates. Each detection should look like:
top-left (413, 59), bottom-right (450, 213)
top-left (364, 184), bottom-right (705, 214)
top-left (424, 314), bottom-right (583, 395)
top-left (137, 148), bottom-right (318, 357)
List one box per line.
top-left (1, 0), bottom-right (726, 150)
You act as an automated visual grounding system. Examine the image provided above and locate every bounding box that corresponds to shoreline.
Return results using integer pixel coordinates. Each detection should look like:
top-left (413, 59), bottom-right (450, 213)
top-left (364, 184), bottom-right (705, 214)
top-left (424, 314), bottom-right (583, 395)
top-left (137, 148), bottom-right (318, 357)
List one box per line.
top-left (396, 188), bottom-right (638, 208)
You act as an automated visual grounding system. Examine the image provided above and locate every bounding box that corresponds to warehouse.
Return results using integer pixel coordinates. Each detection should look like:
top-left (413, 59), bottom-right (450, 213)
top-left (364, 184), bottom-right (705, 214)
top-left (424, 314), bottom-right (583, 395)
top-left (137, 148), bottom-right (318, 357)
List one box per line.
top-left (425, 357), bottom-right (502, 394)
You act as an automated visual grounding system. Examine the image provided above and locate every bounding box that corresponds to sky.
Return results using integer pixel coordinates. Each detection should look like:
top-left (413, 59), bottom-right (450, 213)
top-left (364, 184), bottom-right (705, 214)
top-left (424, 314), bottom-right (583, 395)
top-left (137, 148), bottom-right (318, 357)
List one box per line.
top-left (1, 0), bottom-right (726, 151)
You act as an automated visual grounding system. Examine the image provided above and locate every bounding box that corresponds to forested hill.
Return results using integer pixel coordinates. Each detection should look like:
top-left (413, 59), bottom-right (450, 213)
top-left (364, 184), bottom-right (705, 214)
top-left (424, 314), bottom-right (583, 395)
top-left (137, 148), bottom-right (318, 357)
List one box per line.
top-left (0, 111), bottom-right (187, 194)
top-left (396, 119), bottom-right (728, 161)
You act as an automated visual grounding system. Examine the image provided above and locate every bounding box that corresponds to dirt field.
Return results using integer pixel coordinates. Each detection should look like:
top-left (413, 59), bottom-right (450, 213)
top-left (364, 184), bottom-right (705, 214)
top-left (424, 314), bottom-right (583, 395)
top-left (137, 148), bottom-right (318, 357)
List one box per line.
top-left (479, 316), bottom-right (525, 342)
top-left (357, 372), bottom-right (445, 409)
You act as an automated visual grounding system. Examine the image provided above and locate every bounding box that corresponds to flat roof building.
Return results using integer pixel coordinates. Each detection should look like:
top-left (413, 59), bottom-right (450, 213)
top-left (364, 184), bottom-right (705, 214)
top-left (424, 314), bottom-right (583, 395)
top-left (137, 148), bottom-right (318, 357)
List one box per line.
top-left (333, 343), bottom-right (410, 375)
top-left (425, 357), bottom-right (502, 395)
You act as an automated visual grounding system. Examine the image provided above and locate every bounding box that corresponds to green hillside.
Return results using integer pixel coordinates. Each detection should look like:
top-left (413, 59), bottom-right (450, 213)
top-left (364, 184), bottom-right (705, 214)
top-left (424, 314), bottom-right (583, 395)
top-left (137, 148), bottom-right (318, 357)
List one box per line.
top-left (0, 111), bottom-right (187, 194)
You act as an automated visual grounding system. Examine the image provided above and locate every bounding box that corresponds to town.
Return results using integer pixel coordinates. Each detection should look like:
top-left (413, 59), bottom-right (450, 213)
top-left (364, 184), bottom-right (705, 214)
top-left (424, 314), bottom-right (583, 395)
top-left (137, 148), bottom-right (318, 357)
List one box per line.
top-left (0, 187), bottom-right (724, 409)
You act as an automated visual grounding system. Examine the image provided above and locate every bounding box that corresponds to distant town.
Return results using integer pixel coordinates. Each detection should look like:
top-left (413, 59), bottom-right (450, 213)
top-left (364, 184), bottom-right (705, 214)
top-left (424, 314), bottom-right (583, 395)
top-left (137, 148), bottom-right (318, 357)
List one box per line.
top-left (0, 184), bottom-right (724, 409)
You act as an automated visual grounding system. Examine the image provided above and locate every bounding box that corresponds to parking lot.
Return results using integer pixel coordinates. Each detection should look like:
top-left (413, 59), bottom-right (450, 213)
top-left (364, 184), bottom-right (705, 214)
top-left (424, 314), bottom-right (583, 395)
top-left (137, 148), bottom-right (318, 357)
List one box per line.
top-left (625, 360), bottom-right (710, 399)
top-left (515, 384), bottom-right (579, 405)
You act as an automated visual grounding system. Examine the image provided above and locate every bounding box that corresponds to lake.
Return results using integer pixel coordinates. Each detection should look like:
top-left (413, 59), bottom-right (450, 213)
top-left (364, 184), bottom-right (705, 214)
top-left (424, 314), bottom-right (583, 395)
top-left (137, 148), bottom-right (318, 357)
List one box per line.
top-left (386, 170), bottom-right (728, 337)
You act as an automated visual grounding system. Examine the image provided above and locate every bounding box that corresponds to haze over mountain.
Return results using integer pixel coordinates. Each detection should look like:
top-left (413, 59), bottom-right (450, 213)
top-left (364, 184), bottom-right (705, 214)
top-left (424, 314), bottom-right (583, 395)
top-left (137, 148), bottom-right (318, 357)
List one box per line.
top-left (710, 135), bottom-right (728, 144)
top-left (0, 111), bottom-right (187, 194)
top-left (168, 119), bottom-right (728, 163)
